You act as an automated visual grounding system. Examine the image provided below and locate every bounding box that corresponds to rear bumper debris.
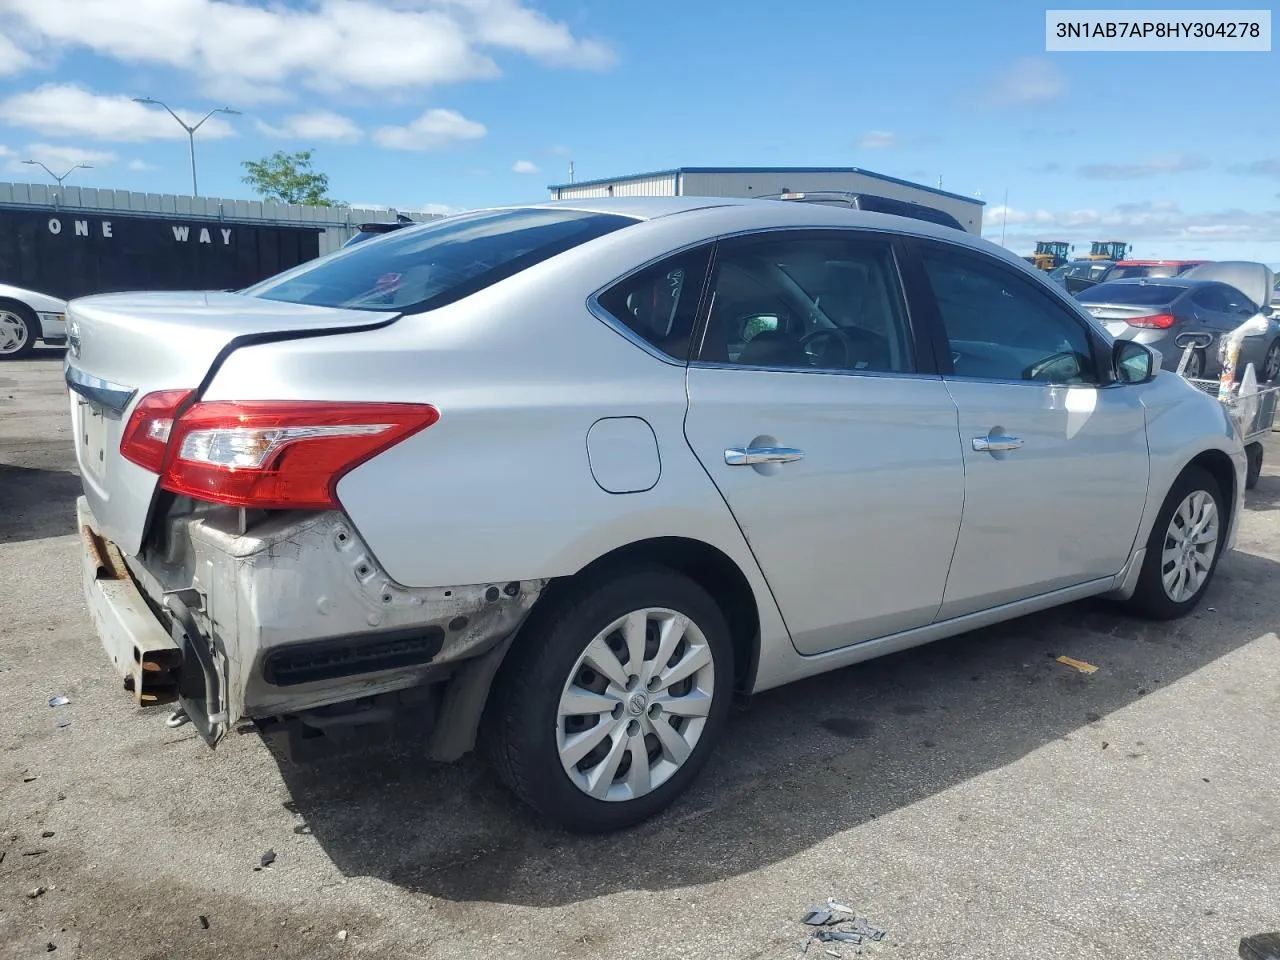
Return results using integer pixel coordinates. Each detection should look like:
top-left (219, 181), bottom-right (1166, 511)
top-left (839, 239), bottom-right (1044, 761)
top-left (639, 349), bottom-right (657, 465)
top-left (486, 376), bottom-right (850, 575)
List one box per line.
top-left (76, 496), bottom-right (547, 757)
top-left (78, 498), bottom-right (182, 706)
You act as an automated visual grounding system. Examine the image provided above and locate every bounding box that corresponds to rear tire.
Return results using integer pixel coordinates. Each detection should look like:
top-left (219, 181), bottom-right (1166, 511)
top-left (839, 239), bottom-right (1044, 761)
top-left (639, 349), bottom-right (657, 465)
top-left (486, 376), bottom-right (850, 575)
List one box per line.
top-left (1124, 466), bottom-right (1226, 620)
top-left (1246, 443), bottom-right (1264, 490)
top-left (0, 301), bottom-right (36, 360)
top-left (1263, 339), bottom-right (1280, 384)
top-left (484, 566), bottom-right (734, 833)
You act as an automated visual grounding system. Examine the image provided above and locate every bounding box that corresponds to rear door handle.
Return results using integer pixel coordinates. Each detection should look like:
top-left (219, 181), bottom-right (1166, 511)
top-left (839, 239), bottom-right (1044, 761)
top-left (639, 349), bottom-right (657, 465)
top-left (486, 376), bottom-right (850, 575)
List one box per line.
top-left (725, 446), bottom-right (805, 466)
top-left (972, 435), bottom-right (1024, 453)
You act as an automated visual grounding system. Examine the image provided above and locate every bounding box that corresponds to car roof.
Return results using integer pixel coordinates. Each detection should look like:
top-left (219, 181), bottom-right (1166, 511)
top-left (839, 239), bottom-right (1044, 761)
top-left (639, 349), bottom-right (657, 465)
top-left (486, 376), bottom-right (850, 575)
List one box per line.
top-left (1091, 276), bottom-right (1204, 290)
top-left (1114, 259), bottom-right (1206, 267)
top-left (471, 195), bottom-right (980, 240)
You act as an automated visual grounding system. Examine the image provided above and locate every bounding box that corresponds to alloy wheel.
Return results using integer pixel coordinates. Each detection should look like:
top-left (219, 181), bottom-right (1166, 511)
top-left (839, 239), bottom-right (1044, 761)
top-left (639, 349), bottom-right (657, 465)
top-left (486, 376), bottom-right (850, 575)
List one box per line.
top-left (1264, 342), bottom-right (1280, 383)
top-left (556, 607), bottom-right (715, 802)
top-left (1160, 490), bottom-right (1219, 603)
top-left (0, 310), bottom-right (29, 355)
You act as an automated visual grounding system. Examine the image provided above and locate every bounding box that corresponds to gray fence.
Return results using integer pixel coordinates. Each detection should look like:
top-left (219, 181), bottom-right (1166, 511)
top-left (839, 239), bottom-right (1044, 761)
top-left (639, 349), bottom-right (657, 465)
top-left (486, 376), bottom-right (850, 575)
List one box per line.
top-left (0, 181), bottom-right (442, 255)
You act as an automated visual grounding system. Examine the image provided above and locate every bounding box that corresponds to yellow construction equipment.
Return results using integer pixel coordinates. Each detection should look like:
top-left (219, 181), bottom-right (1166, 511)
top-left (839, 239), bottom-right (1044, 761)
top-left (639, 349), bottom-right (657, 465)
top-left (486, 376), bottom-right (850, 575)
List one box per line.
top-left (1023, 241), bottom-right (1072, 271)
top-left (1085, 240), bottom-right (1130, 261)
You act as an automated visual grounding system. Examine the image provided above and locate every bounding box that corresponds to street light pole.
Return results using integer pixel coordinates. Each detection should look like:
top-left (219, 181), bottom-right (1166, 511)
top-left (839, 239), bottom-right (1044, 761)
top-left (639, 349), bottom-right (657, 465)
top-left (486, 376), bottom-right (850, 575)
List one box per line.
top-left (22, 159), bottom-right (92, 188)
top-left (132, 98), bottom-right (241, 197)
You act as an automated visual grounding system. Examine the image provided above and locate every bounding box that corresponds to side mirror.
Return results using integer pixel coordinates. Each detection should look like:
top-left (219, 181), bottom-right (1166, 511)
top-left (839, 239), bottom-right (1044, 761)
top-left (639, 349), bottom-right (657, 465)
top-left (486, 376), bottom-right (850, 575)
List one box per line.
top-left (1114, 339), bottom-right (1156, 384)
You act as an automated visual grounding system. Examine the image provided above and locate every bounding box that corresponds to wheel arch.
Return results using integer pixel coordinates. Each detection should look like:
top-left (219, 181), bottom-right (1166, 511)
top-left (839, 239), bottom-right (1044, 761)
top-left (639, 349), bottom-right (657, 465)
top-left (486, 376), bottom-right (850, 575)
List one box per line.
top-left (1185, 447), bottom-right (1238, 533)
top-left (542, 536), bottom-right (762, 696)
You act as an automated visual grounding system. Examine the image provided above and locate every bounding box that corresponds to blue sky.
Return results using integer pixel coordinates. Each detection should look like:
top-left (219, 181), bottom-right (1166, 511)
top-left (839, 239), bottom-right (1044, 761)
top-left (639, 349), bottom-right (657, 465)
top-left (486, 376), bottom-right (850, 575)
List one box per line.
top-left (0, 0), bottom-right (1275, 259)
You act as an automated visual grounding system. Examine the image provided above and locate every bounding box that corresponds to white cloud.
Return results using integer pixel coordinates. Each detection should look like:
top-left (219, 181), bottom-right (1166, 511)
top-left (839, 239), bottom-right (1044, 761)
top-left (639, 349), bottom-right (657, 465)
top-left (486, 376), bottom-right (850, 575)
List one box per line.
top-left (1079, 153), bottom-right (1209, 180)
top-left (1239, 158), bottom-right (1280, 179)
top-left (412, 202), bottom-right (459, 216)
top-left (512, 159), bottom-right (539, 174)
top-left (374, 108), bottom-right (486, 150)
top-left (255, 110), bottom-right (362, 144)
top-left (0, 0), bottom-right (615, 100)
top-left (127, 158), bottom-right (156, 171)
top-left (443, 0), bottom-right (616, 69)
top-left (11, 142), bottom-right (116, 176)
top-left (0, 84), bottom-right (237, 141)
top-left (0, 29), bottom-right (33, 75)
top-left (984, 200), bottom-right (1280, 256)
top-left (983, 58), bottom-right (1067, 107)
top-left (857, 130), bottom-right (897, 149)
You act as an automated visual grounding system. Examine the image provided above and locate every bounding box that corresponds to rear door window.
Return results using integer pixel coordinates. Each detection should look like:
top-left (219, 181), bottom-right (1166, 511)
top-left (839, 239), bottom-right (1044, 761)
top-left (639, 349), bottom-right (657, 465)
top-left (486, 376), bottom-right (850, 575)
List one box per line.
top-left (1191, 285), bottom-right (1230, 312)
top-left (246, 208), bottom-right (638, 313)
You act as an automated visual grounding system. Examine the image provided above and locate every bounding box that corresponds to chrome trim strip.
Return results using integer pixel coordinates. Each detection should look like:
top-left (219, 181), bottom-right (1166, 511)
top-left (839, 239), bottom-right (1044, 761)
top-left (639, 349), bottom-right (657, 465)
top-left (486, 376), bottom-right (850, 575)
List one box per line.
top-left (64, 360), bottom-right (136, 414)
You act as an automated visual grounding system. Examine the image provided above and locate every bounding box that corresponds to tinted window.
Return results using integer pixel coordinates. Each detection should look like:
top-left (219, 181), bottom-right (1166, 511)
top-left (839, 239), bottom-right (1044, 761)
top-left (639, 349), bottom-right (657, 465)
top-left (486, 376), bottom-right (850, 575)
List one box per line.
top-left (920, 246), bottom-right (1097, 384)
top-left (1107, 265), bottom-right (1179, 280)
top-left (1079, 282), bottom-right (1180, 306)
top-left (698, 235), bottom-right (914, 373)
top-left (1190, 285), bottom-right (1230, 312)
top-left (1220, 284), bottom-right (1258, 315)
top-left (247, 208), bottom-right (636, 312)
top-left (597, 248), bottom-right (711, 360)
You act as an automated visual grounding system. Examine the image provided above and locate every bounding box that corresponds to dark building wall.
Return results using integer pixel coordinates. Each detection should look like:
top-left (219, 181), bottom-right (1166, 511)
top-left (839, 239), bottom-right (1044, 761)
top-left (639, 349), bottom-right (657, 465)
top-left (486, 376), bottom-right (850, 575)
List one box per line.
top-left (0, 207), bottom-right (322, 300)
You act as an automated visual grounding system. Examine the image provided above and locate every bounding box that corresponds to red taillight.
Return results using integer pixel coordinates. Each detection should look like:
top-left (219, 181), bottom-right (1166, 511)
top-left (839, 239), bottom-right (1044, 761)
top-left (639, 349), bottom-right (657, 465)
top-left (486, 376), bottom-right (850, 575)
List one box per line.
top-left (121, 396), bottom-right (439, 510)
top-left (120, 389), bottom-right (195, 472)
top-left (1126, 313), bottom-right (1175, 329)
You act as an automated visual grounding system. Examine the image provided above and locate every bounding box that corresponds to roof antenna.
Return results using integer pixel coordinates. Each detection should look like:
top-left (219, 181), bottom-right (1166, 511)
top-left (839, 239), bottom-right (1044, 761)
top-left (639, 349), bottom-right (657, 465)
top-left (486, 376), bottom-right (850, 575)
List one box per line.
top-left (568, 160), bottom-right (575, 184)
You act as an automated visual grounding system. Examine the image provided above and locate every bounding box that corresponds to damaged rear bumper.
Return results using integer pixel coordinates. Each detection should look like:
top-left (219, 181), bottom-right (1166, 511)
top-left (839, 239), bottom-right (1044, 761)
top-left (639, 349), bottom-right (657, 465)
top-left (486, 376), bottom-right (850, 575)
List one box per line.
top-left (76, 496), bottom-right (546, 758)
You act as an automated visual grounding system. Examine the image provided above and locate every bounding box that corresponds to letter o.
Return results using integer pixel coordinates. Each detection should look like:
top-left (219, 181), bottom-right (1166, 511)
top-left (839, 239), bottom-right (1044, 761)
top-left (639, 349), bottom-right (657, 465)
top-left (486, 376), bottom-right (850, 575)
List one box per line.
top-left (48, 218), bottom-right (62, 235)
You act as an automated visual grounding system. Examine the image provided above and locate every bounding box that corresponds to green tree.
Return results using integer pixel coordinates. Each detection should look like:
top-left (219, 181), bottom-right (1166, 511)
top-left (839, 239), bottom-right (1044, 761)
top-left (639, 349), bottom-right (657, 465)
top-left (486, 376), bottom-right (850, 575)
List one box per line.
top-left (240, 150), bottom-right (341, 206)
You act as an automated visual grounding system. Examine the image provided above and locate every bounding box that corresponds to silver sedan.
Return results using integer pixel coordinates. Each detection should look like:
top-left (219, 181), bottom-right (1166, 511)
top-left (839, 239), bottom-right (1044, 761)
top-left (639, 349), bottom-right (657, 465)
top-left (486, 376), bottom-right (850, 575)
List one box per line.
top-left (66, 198), bottom-right (1246, 832)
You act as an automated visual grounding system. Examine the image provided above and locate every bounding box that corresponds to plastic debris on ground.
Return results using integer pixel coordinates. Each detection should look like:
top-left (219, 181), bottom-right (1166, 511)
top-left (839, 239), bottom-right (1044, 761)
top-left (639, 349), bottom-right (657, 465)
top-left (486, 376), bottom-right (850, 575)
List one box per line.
top-left (56, 720), bottom-right (71, 729)
top-left (260, 849), bottom-right (277, 868)
top-left (1240, 932), bottom-right (1280, 960)
top-left (48, 696), bottom-right (70, 707)
top-left (799, 900), bottom-right (886, 952)
top-left (337, 930), bottom-right (349, 942)
top-left (1055, 655), bottom-right (1098, 674)
top-left (198, 916), bottom-right (210, 930)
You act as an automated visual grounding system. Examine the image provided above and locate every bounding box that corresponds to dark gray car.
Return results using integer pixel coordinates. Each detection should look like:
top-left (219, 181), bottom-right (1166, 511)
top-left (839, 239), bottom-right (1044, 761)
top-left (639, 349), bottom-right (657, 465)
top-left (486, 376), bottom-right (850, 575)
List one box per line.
top-left (1078, 277), bottom-right (1280, 381)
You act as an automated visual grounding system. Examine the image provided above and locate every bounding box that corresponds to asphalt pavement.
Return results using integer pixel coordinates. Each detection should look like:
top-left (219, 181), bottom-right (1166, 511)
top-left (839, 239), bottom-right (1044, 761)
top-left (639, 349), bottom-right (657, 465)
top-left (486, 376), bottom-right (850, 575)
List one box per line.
top-left (2, 350), bottom-right (1278, 959)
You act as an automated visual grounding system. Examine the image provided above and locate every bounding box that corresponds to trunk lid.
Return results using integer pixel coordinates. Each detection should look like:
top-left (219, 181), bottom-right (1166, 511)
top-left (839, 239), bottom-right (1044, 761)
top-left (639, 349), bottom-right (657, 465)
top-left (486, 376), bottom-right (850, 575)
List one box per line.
top-left (65, 290), bottom-right (398, 555)
top-left (1081, 302), bottom-right (1176, 338)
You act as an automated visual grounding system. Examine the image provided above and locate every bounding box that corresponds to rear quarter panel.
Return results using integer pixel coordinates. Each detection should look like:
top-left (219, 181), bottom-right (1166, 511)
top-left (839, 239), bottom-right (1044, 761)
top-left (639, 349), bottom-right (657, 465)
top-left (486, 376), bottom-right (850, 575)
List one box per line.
top-left (202, 216), bottom-right (793, 664)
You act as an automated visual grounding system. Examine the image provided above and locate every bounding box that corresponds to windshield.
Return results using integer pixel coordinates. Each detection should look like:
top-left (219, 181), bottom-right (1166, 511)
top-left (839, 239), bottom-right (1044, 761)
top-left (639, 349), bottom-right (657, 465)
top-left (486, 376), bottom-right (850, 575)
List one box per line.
top-left (247, 208), bottom-right (637, 312)
top-left (1078, 282), bottom-right (1181, 306)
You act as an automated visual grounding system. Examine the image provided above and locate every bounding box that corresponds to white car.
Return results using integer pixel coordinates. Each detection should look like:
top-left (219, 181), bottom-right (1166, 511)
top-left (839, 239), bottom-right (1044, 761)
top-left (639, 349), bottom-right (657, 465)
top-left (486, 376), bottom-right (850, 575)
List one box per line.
top-left (0, 283), bottom-right (69, 358)
top-left (67, 198), bottom-right (1245, 832)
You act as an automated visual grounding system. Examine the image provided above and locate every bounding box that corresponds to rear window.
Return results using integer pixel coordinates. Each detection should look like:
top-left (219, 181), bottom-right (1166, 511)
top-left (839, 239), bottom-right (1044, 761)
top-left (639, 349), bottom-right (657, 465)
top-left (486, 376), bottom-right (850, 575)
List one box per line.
top-left (1107, 265), bottom-right (1178, 280)
top-left (247, 208), bottom-right (637, 312)
top-left (1079, 281), bottom-right (1182, 305)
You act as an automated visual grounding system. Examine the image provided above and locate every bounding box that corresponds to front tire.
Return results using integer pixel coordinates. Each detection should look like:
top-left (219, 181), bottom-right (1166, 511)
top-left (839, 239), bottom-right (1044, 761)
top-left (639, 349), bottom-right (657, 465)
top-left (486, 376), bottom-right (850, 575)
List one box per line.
top-left (484, 566), bottom-right (734, 832)
top-left (0, 302), bottom-right (36, 359)
top-left (1124, 466), bottom-right (1226, 620)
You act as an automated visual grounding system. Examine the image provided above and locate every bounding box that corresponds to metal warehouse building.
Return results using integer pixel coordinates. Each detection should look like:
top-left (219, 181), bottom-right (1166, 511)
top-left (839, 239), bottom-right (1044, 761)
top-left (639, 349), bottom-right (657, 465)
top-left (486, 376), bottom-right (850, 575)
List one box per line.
top-left (547, 166), bottom-right (984, 234)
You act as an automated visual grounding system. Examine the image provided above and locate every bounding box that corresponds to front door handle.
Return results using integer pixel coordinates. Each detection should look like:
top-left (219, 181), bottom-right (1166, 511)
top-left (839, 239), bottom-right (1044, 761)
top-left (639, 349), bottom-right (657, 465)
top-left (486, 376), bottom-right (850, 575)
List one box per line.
top-left (972, 435), bottom-right (1024, 453)
top-left (725, 446), bottom-right (805, 466)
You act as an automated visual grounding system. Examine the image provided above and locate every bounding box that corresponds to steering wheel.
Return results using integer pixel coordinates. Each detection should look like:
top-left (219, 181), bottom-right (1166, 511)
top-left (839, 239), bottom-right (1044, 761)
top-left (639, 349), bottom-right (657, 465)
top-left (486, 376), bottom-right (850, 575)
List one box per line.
top-left (800, 328), bottom-right (857, 368)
